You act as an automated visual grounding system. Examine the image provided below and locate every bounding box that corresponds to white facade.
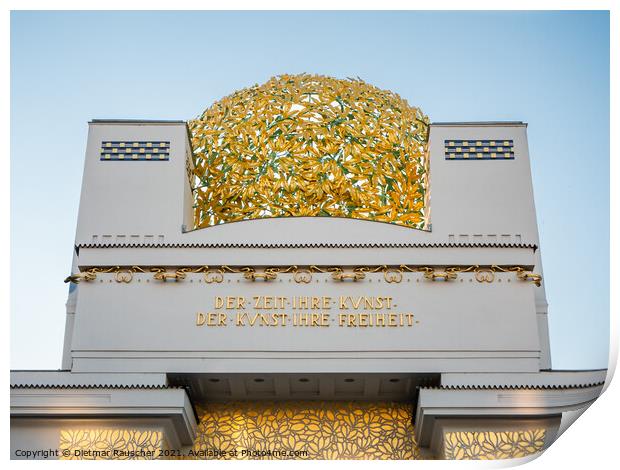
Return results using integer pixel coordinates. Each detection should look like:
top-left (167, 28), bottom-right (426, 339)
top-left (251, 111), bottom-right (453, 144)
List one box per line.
top-left (10, 119), bottom-right (606, 460)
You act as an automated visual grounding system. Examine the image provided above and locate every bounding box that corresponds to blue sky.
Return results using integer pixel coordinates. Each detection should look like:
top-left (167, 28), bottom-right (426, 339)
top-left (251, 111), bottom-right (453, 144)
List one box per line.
top-left (10, 11), bottom-right (609, 369)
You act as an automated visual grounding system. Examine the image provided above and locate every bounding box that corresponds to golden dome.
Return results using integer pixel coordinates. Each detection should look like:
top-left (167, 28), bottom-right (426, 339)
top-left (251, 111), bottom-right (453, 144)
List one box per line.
top-left (189, 73), bottom-right (430, 230)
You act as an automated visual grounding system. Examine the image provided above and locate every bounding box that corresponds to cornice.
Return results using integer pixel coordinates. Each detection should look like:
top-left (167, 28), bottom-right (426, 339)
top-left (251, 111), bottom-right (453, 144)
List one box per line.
top-left (420, 382), bottom-right (605, 392)
top-left (10, 384), bottom-right (174, 390)
top-left (76, 242), bottom-right (538, 250)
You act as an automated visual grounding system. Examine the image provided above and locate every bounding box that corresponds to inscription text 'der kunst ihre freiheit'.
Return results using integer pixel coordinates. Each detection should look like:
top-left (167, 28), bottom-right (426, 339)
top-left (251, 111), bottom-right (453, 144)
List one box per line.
top-left (196, 296), bottom-right (420, 328)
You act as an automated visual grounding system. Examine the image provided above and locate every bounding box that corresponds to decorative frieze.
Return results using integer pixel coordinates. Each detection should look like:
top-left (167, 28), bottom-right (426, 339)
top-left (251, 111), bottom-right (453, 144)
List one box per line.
top-left (64, 264), bottom-right (542, 286)
top-left (189, 401), bottom-right (421, 460)
top-left (443, 429), bottom-right (545, 460)
top-left (59, 429), bottom-right (163, 460)
top-left (444, 139), bottom-right (515, 160)
top-left (100, 141), bottom-right (170, 161)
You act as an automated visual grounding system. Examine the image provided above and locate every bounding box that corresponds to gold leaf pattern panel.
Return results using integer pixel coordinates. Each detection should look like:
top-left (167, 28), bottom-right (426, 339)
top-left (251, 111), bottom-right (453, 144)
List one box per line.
top-left (443, 429), bottom-right (546, 460)
top-left (59, 429), bottom-right (163, 460)
top-left (190, 401), bottom-right (421, 460)
top-left (189, 73), bottom-right (430, 230)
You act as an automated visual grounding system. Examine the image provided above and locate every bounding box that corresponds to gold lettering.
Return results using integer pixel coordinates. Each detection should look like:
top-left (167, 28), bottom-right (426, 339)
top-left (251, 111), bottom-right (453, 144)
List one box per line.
top-left (337, 296), bottom-right (393, 310)
top-left (206, 294), bottom-right (412, 328)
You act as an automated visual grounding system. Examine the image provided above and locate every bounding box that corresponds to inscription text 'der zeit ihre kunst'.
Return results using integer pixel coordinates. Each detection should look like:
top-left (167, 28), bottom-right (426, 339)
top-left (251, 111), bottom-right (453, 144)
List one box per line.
top-left (195, 296), bottom-right (420, 328)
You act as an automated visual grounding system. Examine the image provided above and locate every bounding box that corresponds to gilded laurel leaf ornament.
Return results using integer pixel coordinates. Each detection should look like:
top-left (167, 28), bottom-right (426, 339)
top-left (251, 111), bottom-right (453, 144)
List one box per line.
top-left (190, 401), bottom-right (421, 460)
top-left (443, 429), bottom-right (546, 460)
top-left (59, 429), bottom-right (162, 460)
top-left (64, 264), bottom-right (542, 286)
top-left (189, 74), bottom-right (430, 230)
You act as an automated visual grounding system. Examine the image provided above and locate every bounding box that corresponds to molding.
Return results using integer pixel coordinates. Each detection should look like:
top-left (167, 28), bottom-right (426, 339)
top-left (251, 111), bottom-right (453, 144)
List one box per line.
top-left (10, 371), bottom-right (169, 389)
top-left (430, 121), bottom-right (527, 127)
top-left (424, 382), bottom-right (605, 391)
top-left (11, 384), bottom-right (173, 390)
top-left (76, 242), bottom-right (538, 250)
top-left (89, 119), bottom-right (186, 125)
top-left (438, 370), bottom-right (608, 389)
top-left (70, 356), bottom-right (542, 375)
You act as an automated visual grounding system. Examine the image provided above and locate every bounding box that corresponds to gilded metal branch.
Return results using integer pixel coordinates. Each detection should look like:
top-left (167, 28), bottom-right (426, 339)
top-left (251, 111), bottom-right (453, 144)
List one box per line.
top-left (189, 74), bottom-right (430, 230)
top-left (64, 264), bottom-right (542, 286)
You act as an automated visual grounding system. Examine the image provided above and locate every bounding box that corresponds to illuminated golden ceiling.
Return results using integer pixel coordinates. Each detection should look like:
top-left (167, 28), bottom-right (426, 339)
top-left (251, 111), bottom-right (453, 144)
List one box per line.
top-left (189, 74), bottom-right (430, 230)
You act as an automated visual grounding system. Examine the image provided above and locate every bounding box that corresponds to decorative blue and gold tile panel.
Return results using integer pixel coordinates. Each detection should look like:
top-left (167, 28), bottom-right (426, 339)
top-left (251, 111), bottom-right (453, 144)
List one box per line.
top-left (100, 141), bottom-right (170, 161)
top-left (444, 140), bottom-right (514, 160)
